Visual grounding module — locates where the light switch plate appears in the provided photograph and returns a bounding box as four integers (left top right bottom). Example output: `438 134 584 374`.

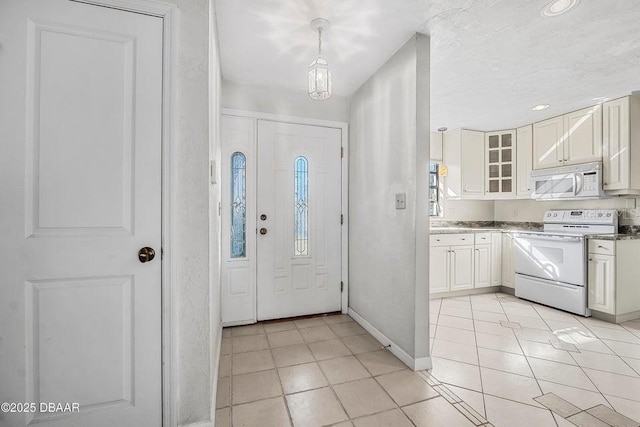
395 193 406 209
210 160 217 184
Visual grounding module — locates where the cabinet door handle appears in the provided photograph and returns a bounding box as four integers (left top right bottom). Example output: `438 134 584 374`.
597 245 607 249
589 258 593 261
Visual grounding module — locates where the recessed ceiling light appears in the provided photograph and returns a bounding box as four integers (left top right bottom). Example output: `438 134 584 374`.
542 0 579 17
532 104 550 111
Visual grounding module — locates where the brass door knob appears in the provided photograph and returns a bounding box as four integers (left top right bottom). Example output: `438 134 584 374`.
138 247 156 263
259 228 268 235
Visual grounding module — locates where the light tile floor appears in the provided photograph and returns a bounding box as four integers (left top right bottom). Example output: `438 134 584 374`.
216 313 483 427
216 293 640 426
430 292 640 427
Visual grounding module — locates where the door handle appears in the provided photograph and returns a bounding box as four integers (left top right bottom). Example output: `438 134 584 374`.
138 247 155 263
259 228 268 235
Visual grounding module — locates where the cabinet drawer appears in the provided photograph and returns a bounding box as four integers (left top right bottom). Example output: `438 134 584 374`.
431 233 475 247
475 233 492 244
589 239 615 256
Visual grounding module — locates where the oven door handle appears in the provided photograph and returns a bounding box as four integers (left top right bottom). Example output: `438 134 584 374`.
515 233 583 242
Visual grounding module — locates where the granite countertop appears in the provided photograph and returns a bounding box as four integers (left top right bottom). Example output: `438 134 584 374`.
586 234 640 241
430 227 503 235
430 221 640 240
430 221 543 235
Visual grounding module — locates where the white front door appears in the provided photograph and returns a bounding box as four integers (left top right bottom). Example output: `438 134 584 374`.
256 121 342 320
0 1 163 426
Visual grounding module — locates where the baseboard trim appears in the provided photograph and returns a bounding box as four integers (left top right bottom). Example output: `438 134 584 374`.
221 319 255 327
348 308 432 371
209 323 223 424
179 421 213 427
592 309 640 324
500 286 515 295
430 286 500 299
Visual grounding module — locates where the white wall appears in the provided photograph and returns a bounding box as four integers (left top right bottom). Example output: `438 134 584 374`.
208 0 223 425
349 34 430 363
495 197 640 224
168 0 218 425
221 79 350 122
440 200 495 221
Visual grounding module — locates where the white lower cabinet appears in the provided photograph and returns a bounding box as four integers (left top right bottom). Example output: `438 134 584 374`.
588 253 615 314
587 239 640 321
501 233 515 289
490 232 502 286
429 246 450 293
430 233 501 294
474 244 491 288
450 245 475 291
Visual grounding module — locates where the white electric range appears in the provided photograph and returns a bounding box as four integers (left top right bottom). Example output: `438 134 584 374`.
513 209 618 316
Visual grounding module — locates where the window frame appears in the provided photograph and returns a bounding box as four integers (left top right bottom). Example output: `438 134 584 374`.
429 162 440 217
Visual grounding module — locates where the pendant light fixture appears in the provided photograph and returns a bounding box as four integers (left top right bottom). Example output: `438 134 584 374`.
308 18 332 100
437 127 448 177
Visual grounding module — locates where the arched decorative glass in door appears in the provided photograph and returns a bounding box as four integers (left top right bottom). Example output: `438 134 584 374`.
230 152 247 258
294 156 309 256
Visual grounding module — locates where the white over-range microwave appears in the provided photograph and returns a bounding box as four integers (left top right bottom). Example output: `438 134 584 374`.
531 161 605 200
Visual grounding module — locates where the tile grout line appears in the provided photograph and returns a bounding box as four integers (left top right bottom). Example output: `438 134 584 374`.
230 314 478 425
592 326 640 380
433 293 640 426
513 301 560 426
542 309 621 412
267 324 296 427
473 293 489 421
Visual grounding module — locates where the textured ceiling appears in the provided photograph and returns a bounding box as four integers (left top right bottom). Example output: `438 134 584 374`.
215 0 640 131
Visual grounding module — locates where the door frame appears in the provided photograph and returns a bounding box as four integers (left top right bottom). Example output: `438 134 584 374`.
71 0 178 425
222 108 350 316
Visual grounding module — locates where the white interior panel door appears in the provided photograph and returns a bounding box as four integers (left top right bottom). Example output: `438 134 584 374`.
257 121 342 320
0 1 162 426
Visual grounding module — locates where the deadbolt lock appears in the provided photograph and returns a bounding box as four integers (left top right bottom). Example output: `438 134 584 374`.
259 228 268 235
260 214 267 221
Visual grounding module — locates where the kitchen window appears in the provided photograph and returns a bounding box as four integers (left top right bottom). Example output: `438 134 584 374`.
429 162 440 216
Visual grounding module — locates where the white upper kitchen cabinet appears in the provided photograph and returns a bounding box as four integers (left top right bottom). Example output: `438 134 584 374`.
485 130 516 199
443 128 485 199
533 116 564 169
516 125 533 198
430 131 443 162
563 105 602 165
533 105 603 170
602 95 640 194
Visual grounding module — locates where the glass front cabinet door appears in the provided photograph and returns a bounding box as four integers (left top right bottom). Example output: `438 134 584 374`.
486 130 517 199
